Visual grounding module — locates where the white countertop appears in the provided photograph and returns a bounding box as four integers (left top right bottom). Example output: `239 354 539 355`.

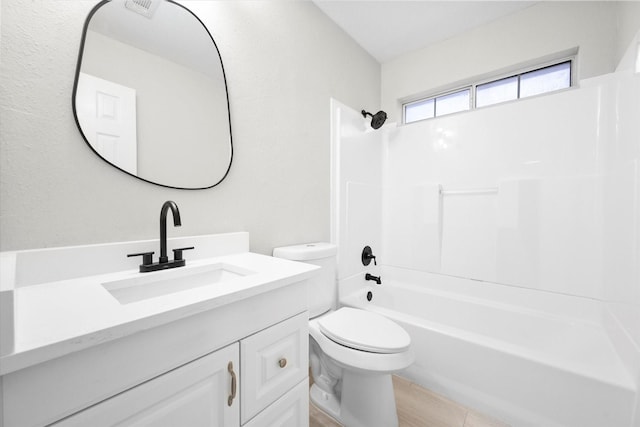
0 251 318 376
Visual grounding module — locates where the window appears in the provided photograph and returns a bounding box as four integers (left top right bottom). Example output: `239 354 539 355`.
403 59 572 124
436 90 470 116
476 76 518 108
404 88 470 124
519 61 571 98
404 98 434 122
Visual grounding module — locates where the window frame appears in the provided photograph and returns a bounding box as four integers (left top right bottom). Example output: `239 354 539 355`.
402 57 574 125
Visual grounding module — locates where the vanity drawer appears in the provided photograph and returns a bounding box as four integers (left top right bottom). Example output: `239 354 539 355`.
240 311 308 424
243 379 309 427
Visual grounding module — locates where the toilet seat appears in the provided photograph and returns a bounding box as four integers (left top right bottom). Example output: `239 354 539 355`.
309 314 414 373
318 307 410 354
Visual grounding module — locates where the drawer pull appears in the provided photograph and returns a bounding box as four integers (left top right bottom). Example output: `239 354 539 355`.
278 358 287 368
228 361 237 406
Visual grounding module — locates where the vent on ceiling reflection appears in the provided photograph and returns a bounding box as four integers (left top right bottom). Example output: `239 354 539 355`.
125 0 161 19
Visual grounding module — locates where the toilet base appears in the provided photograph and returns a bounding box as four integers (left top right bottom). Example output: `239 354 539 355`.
311 371 399 427
310 383 341 421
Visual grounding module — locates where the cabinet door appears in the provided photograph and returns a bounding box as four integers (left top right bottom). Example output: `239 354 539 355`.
243 380 309 427
54 343 239 427
241 312 308 423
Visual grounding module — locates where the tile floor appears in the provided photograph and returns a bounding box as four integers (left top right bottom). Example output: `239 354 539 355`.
309 376 510 427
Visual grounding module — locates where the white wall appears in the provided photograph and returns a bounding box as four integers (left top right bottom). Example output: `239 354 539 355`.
0 0 380 254
617 1 640 64
382 1 623 123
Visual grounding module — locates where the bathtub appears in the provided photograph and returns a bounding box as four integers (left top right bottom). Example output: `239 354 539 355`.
340 267 637 427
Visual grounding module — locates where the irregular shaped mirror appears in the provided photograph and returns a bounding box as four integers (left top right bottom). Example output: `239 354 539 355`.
73 0 232 189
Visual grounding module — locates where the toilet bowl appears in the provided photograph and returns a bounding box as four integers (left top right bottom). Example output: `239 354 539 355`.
309 307 414 427
273 243 413 427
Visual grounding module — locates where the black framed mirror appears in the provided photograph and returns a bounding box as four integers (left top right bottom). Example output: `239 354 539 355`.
73 0 232 189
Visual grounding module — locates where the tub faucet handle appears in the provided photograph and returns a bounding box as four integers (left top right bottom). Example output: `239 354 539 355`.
361 246 377 266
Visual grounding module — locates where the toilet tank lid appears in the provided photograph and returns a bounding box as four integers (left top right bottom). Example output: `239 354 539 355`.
272 242 337 261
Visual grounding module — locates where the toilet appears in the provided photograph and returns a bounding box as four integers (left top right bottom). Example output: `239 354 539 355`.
273 243 414 427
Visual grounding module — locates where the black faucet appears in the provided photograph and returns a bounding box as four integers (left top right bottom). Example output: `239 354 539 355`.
160 201 180 263
128 201 194 273
365 273 382 285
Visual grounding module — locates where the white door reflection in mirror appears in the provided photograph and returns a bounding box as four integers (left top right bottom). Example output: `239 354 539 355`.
76 72 138 175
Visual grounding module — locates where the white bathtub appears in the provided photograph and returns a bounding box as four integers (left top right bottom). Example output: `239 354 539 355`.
340 268 637 427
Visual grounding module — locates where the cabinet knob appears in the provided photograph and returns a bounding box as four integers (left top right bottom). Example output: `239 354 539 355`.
278 358 287 368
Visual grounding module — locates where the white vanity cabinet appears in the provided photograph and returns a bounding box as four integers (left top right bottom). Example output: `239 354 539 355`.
1 278 310 427
50 312 309 427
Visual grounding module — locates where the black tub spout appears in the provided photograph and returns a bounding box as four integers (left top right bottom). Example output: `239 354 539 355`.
365 273 382 285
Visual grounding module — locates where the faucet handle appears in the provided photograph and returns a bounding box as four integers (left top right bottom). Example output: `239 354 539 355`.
361 246 377 266
128 251 154 266
172 246 195 261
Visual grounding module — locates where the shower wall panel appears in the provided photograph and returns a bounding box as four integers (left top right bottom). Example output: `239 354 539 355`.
382 73 634 302
330 100 383 285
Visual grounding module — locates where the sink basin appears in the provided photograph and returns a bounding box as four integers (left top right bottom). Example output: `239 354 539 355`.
102 263 254 304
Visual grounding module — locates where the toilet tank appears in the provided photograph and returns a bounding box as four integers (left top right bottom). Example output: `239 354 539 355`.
272 243 337 318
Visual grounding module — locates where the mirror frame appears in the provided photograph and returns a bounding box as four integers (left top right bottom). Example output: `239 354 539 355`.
72 0 233 190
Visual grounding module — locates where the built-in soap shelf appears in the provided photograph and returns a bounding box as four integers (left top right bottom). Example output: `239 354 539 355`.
439 187 498 196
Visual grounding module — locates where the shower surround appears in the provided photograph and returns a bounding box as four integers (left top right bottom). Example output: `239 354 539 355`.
331 69 640 426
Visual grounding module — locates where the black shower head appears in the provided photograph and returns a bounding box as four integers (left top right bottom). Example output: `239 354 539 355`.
361 109 387 130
